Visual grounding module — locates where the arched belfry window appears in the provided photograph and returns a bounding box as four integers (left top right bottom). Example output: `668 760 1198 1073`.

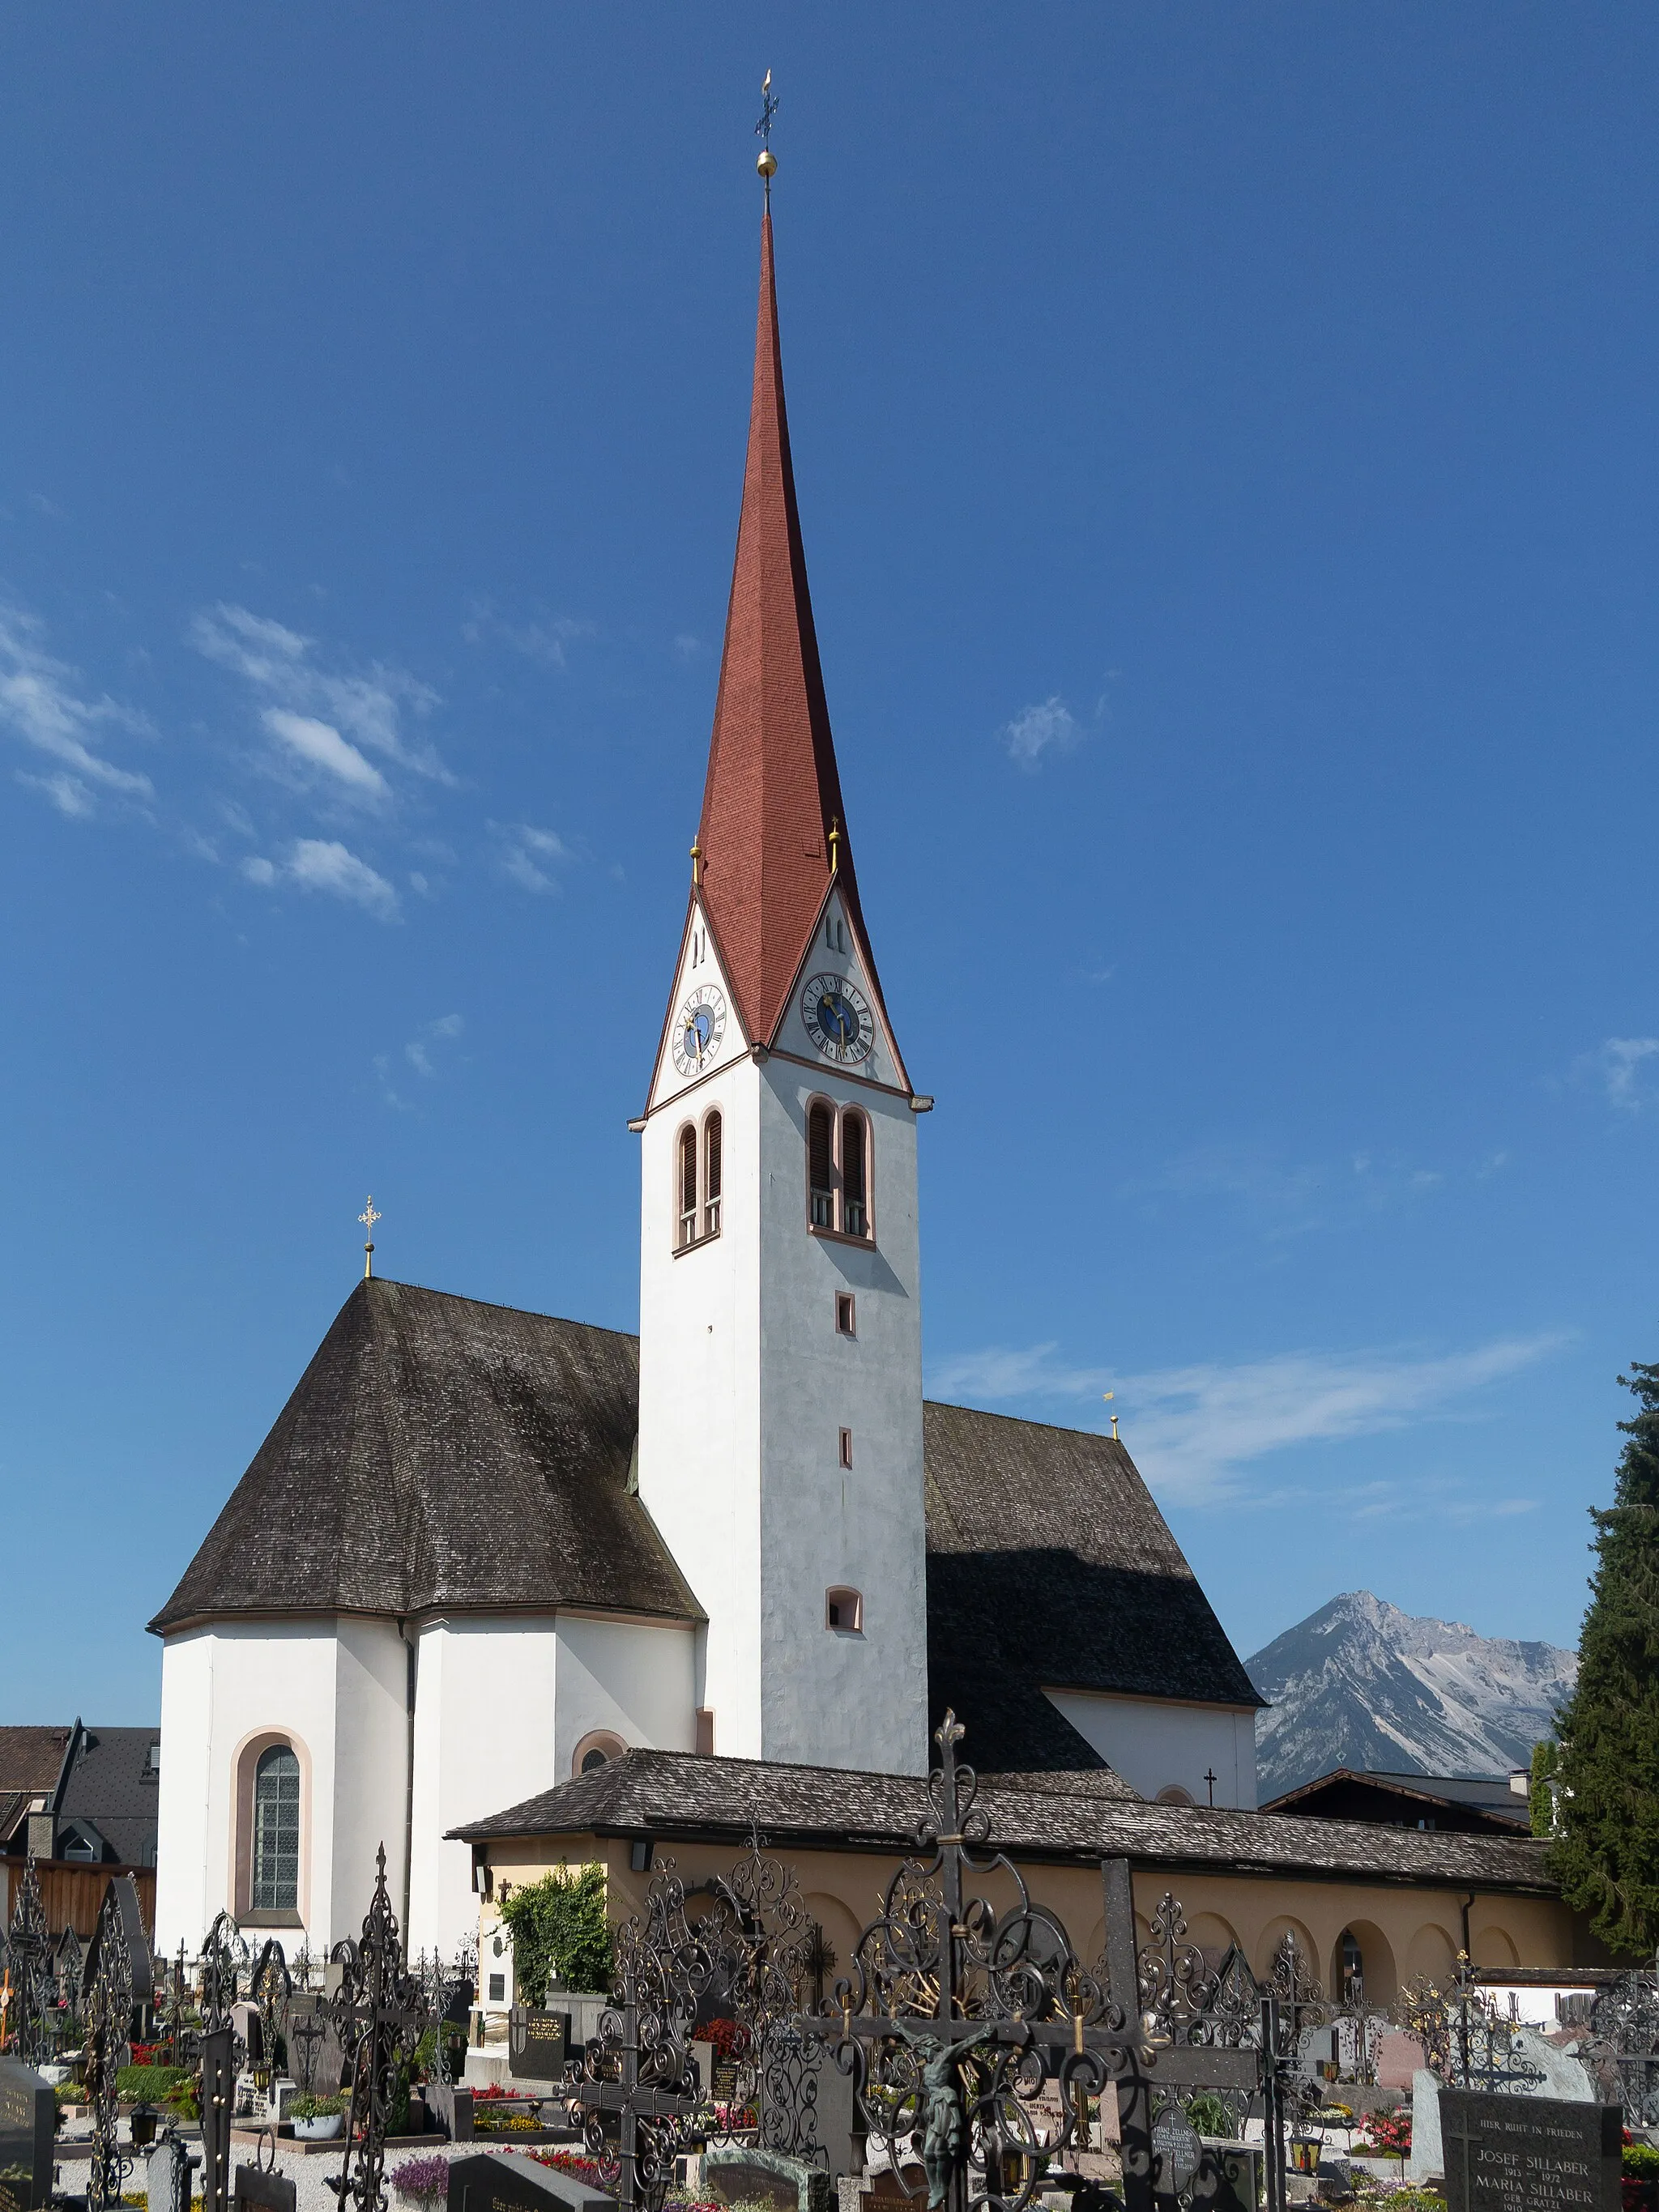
808 1103 834 1229
704 1111 723 1238
676 1116 723 1252
841 1111 868 1238
805 1102 873 1241
250 1745 300 1912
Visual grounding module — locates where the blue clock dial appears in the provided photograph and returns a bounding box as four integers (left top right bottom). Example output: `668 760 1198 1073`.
801 971 874 1064
672 984 727 1076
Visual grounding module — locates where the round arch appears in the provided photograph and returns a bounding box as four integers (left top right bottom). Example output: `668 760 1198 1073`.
1253 1914 1318 1986
1471 1924 1520 1971
571 1729 628 1778
1331 1920 1397 2006
1406 1922 1458 1985
229 1725 313 1928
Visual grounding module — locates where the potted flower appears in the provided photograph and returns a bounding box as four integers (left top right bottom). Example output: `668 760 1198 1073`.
292 2092 347 2142
1624 2133 1659 2210
390 2154 451 2209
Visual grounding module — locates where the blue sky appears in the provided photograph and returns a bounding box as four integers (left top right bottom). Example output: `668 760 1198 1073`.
3 6 1656 1722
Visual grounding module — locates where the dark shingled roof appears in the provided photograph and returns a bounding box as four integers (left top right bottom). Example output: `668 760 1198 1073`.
447 1747 1557 1895
923 1402 1263 1771
149 1285 1256 1765
149 1281 702 1633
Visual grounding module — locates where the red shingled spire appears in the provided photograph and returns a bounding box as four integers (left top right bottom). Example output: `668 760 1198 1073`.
696 208 868 1046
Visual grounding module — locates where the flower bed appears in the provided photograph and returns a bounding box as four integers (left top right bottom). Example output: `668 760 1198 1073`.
390 2154 452 2205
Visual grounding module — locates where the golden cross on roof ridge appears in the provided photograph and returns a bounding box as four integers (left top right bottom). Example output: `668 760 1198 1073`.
359 1196 382 1280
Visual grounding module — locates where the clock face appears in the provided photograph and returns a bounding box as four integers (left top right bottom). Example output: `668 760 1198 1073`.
802 973 874 1064
672 983 727 1076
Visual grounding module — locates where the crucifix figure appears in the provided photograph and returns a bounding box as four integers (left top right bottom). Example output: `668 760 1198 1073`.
892 2024 989 2212
358 1197 381 1280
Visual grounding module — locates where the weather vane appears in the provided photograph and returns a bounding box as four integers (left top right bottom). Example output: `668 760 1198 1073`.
755 68 778 186
359 1196 382 1280
1102 1390 1118 1441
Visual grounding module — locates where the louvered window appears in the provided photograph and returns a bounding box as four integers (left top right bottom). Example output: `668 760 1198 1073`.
841 1111 868 1238
251 1745 300 1912
704 1112 723 1238
678 1125 698 1248
808 1102 834 1229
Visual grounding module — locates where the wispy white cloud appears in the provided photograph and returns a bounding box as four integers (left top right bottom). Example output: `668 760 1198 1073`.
241 837 399 921
493 821 570 894
1000 695 1080 771
406 1012 463 1077
192 603 448 785
262 708 388 800
1582 1036 1659 1113
926 1332 1567 1506
0 608 153 810
1128 1143 1454 1242
463 600 594 668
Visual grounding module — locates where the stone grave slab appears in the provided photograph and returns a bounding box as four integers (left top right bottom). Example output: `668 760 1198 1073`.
447 2150 614 2212
0 2060 53 2212
1375 2031 1424 2092
233 2163 299 2212
1439 2087 1621 2211
1151 2103 1202 2199
757 2034 859 2181
510 2011 570 2082
147 2137 196 2212
703 2146 830 2212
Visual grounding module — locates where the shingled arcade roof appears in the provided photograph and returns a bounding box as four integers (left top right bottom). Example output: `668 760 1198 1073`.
149 1280 702 1634
923 1401 1264 1771
448 1745 1558 1896
149 1282 1258 1764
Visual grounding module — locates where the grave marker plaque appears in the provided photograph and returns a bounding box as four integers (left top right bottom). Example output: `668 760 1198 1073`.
0 2059 53 2212
508 2009 569 2082
232 2164 298 2212
446 2149 612 2212
1439 2087 1621 2212
1151 2102 1201 2200
702 2146 829 2212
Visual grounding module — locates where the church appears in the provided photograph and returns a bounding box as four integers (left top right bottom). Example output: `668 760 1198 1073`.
149 201 1266 1970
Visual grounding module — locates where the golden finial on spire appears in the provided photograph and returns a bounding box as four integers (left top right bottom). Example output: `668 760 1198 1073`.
359 1196 382 1280
755 69 778 184
827 817 841 875
1103 1391 1118 1441
690 838 703 889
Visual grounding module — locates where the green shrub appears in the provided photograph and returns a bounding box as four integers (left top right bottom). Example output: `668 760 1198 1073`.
116 2065 193 2106
1626 2140 1659 2177
498 1863 613 2000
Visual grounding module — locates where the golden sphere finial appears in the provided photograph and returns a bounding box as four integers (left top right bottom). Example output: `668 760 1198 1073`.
757 147 777 180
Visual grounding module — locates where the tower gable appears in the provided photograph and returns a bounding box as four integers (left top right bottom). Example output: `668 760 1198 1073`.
645 897 748 1118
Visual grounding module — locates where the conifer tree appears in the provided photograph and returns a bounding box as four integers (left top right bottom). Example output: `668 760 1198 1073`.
1550 1360 1659 1954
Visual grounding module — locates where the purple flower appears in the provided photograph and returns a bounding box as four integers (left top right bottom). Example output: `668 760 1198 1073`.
390 2154 451 2203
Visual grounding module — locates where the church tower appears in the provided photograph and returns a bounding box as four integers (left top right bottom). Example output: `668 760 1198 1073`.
635 204 929 1776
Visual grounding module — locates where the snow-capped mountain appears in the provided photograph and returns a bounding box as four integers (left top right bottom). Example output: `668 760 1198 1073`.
1247 1590 1577 1801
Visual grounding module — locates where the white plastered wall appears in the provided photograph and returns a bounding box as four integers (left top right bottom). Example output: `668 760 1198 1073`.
407 1613 697 1960
1043 1689 1259 1809
154 1616 410 1957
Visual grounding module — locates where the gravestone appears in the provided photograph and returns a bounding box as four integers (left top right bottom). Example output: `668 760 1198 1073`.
1438 2087 1621 2211
232 2164 299 2212
702 2146 830 2212
0 2059 53 2212
1194 2142 1262 2211
147 2135 196 2212
508 2009 569 2082
1151 2103 1201 2201
446 2149 613 2212
428 2082 476 2140
758 2032 860 2182
1376 2031 1425 2092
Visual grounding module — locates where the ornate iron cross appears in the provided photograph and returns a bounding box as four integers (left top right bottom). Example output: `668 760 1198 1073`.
5 1856 51 2065
326 1845 430 2212
83 1875 156 2212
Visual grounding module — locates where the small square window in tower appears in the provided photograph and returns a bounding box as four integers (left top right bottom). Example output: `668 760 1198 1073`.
825 1586 864 1633
838 1426 853 1469
836 1293 856 1336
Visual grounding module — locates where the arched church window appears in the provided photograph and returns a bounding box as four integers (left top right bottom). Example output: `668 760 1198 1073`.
704 1111 723 1237
1338 1927 1363 1996
677 1124 697 1249
572 1729 627 1778
841 1110 869 1238
808 1103 834 1229
250 1745 300 1912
